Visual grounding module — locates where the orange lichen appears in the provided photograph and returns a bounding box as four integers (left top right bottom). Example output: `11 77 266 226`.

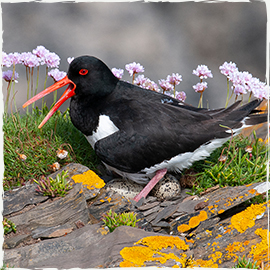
230 203 266 233
72 170 105 190
225 242 245 262
218 209 225 214
120 236 190 267
249 228 270 266
194 258 218 268
188 211 208 228
120 246 163 267
177 224 191 233
135 236 189 251
249 188 256 194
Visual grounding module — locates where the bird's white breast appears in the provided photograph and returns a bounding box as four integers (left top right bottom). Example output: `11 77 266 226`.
85 115 119 148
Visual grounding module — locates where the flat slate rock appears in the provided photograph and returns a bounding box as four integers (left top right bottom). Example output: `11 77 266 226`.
170 181 269 235
7 183 90 232
3 183 49 216
4 225 186 269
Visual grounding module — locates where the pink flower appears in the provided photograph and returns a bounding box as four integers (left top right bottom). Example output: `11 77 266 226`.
233 84 247 96
2 70 19 83
20 52 40 68
219 61 238 77
2 52 11 67
175 91 187 102
67 57 74 64
32 45 49 64
193 82 208 93
45 52 60 68
48 69 67 82
2 52 22 67
134 75 159 92
111 68 124 79
158 79 174 92
193 65 213 79
166 73 182 86
125 62 144 76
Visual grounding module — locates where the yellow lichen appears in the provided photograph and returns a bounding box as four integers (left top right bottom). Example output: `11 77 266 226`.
225 242 245 262
230 203 266 233
218 209 225 214
72 170 105 190
135 235 189 251
120 246 161 267
194 258 218 268
249 228 270 266
188 211 208 229
177 224 191 233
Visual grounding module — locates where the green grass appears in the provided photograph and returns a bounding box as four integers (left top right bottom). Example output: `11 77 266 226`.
3 106 100 190
187 132 268 195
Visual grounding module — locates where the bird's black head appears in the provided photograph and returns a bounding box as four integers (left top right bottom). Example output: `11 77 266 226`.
23 56 119 128
67 56 119 98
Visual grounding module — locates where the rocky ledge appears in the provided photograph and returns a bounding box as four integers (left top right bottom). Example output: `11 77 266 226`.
3 163 270 269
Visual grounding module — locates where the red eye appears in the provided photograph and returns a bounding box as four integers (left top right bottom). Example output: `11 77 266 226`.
79 69 88 75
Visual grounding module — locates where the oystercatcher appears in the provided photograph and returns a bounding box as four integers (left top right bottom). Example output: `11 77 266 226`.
23 56 267 202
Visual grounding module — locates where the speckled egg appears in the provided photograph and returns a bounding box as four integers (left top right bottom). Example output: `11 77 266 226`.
105 178 143 199
151 174 181 200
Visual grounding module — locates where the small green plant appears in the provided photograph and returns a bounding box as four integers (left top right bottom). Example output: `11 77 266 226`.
34 170 72 197
102 209 140 232
3 218 16 235
234 255 258 269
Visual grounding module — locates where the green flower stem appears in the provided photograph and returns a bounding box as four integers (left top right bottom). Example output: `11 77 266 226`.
225 77 230 108
31 67 35 110
42 66 49 109
5 63 16 113
198 92 203 108
26 66 30 114
53 79 57 103
5 81 11 113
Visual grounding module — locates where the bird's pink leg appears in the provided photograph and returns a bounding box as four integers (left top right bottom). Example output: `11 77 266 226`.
133 168 167 202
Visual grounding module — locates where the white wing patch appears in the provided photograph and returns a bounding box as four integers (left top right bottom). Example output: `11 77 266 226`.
85 115 119 148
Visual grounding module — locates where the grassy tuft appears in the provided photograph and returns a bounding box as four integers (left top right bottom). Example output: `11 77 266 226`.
4 106 100 190
187 132 267 195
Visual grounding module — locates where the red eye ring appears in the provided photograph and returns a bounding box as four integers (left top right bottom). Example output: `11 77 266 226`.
79 69 88 75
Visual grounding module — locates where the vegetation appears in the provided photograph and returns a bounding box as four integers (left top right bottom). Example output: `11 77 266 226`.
102 210 140 232
234 255 258 269
3 218 16 235
34 170 72 197
187 131 267 195
3 106 100 191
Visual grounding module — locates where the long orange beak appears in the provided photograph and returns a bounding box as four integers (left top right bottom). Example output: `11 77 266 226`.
23 75 76 128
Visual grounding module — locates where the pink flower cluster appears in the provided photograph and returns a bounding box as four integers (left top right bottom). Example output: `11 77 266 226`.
134 75 159 92
219 61 268 99
125 62 144 76
113 61 186 102
48 69 67 82
193 65 213 79
193 82 208 93
192 64 212 93
2 46 70 84
2 70 19 83
111 68 124 79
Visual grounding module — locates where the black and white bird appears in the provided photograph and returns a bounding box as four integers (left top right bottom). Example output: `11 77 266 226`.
23 56 267 201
